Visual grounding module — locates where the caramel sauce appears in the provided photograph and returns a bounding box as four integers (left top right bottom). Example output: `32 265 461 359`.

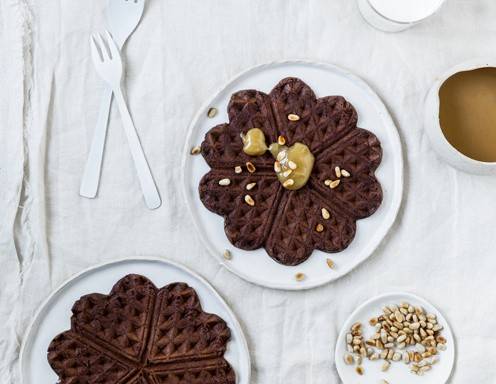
241 128 267 156
241 128 315 190
269 142 315 190
439 68 496 162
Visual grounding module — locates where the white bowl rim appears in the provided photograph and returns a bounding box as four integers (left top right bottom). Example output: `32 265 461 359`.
367 0 447 25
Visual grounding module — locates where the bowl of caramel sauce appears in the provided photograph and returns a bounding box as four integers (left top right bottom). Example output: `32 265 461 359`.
425 60 496 175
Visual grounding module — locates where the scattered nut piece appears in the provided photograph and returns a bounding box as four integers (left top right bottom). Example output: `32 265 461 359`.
395 311 405 323
295 273 306 281
246 182 257 191
343 354 354 365
218 178 231 186
324 179 332 186
207 107 218 118
244 195 255 206
277 151 286 162
351 322 361 332
288 113 300 121
355 366 364 376
329 179 341 189
420 365 432 374
321 208 330 220
274 161 282 173
436 336 447 344
246 162 256 173
369 317 379 326
315 224 324 233
282 169 293 178
283 179 295 188
335 166 341 178
341 169 351 177
223 250 232 260
410 322 421 330
381 361 390 372
235 166 242 174
346 333 353 344
190 145 201 155
278 136 286 145
288 160 297 170
326 258 335 269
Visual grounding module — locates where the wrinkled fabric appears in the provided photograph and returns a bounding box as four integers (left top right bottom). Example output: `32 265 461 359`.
2 1 496 383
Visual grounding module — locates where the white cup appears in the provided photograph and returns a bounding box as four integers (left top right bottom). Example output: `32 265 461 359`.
357 0 446 32
424 59 496 175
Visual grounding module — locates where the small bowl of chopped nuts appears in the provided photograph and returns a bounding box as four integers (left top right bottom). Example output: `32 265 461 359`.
335 292 455 384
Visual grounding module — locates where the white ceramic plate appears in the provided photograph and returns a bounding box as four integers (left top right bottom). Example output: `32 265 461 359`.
20 257 251 384
183 60 403 290
335 292 455 384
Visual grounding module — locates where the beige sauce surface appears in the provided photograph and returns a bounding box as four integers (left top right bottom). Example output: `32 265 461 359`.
439 68 496 162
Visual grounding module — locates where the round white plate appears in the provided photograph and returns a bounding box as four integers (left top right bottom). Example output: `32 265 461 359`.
183 60 403 290
335 292 455 384
20 257 251 384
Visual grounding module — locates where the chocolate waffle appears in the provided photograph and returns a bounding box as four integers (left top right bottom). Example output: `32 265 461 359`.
47 274 235 384
199 77 383 266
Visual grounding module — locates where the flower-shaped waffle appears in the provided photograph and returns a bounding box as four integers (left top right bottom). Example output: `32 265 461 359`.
199 77 383 266
47 274 235 384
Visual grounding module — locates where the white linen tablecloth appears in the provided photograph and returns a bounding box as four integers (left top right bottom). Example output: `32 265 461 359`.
2 0 496 383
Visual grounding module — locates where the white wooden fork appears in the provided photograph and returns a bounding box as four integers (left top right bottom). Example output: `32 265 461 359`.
90 31 161 210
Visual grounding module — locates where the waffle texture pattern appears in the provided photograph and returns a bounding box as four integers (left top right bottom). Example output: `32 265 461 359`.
47 274 235 384
199 77 383 266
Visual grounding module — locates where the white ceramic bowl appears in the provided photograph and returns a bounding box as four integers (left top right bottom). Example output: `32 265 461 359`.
335 292 455 384
357 0 446 33
424 59 496 175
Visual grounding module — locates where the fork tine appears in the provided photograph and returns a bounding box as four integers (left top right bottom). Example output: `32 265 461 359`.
94 33 109 61
104 30 120 60
90 34 103 63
